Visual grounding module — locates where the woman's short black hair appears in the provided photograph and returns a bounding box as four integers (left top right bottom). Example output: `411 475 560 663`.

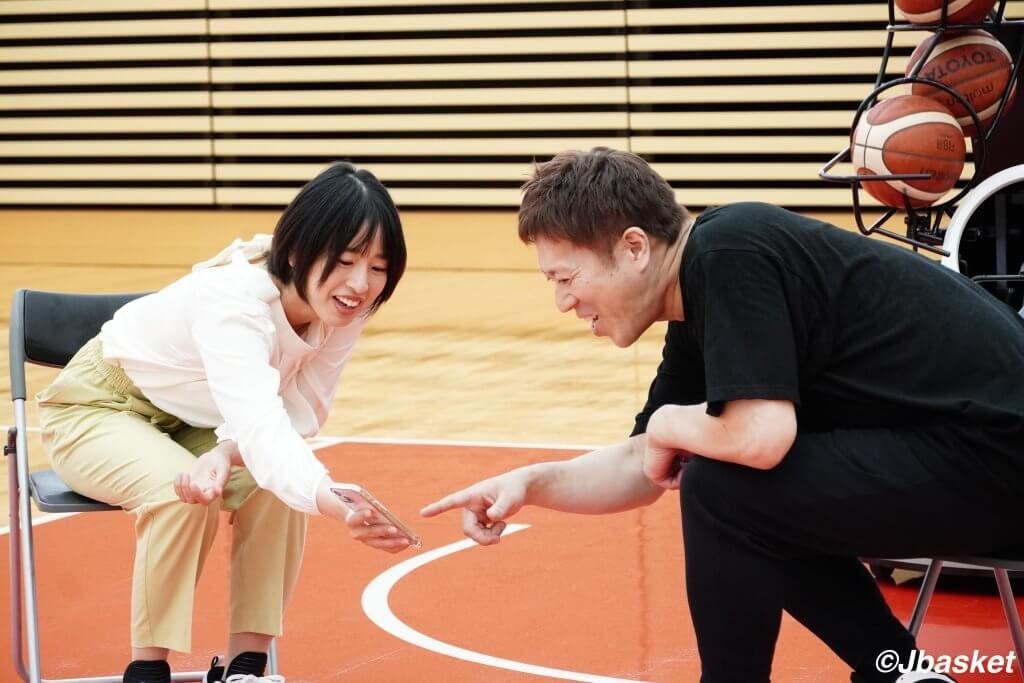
268 161 406 314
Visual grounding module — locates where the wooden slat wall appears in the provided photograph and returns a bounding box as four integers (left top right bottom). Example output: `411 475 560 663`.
206 0 628 207
1 0 1019 210
0 1 215 205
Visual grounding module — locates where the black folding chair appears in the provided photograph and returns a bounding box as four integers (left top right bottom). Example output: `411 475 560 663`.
7 289 279 683
905 554 1024 680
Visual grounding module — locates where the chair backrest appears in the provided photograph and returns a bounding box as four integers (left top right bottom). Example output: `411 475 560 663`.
9 289 148 400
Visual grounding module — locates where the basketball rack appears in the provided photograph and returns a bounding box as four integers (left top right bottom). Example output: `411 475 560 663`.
818 0 1024 256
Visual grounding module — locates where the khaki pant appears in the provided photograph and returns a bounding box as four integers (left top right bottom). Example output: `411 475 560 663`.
37 338 308 652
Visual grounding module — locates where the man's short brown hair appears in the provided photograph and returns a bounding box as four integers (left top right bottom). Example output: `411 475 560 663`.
518 147 687 256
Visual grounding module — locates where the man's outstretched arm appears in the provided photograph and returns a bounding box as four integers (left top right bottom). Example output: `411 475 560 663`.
421 434 665 545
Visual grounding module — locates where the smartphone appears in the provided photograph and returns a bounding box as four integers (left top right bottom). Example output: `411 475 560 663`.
331 483 422 549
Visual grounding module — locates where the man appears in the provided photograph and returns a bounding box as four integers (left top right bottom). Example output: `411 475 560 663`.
421 147 1024 683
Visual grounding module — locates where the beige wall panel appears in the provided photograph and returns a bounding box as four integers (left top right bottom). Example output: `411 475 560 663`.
211 36 625 59
631 83 874 104
0 43 207 63
1 19 207 40
214 162 352 180
0 208 532 271
0 208 880 271
631 56 904 78
0 164 214 180
627 5 888 26
2 92 209 110
213 112 629 132
0 116 211 134
213 137 628 156
629 111 855 129
216 186 861 208
213 86 628 106
651 162 846 181
215 161 531 181
0 1 203 13
393 187 525 207
631 135 849 154
212 61 628 83
216 186 522 206
630 1 1015 27
0 67 210 87
212 0 599 7
0 208 272 266
218 162 950 184
0 140 211 156
628 30 919 51
209 10 626 35
675 188 860 207
0 188 214 204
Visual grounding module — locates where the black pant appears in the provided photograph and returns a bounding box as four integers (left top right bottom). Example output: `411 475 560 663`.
679 425 1024 683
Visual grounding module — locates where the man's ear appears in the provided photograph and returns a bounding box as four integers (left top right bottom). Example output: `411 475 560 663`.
620 226 651 267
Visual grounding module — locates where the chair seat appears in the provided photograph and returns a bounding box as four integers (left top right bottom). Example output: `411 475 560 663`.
945 552 1024 571
867 555 1024 577
29 469 119 513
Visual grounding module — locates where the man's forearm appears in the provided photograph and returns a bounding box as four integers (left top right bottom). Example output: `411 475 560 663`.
649 400 796 470
522 436 665 514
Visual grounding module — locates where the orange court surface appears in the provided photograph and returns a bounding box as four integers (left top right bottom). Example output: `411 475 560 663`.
2 439 1022 683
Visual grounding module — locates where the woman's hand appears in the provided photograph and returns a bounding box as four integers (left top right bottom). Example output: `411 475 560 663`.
315 477 413 554
174 441 234 505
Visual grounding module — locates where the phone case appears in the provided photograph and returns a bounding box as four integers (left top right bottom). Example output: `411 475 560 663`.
331 483 423 548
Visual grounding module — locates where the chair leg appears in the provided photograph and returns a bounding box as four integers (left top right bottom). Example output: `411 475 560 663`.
992 568 1024 682
6 418 211 683
8 427 29 683
268 639 279 676
12 401 43 683
907 558 944 637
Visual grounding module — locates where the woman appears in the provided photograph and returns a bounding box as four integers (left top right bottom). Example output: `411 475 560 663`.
37 162 411 683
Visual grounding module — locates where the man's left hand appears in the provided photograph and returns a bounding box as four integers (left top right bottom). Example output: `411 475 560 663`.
643 405 691 489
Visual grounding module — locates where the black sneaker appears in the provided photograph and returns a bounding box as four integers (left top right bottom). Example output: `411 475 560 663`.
204 653 282 683
203 656 225 683
122 659 171 683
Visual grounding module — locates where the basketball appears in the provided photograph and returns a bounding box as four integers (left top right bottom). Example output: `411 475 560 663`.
851 94 966 208
895 0 997 24
907 29 1016 135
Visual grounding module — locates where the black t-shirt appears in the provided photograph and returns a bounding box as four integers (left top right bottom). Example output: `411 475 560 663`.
632 202 1024 456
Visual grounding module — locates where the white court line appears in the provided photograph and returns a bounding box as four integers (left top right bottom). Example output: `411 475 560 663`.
322 434 599 452
1 425 41 433
361 523 651 683
3 427 596 453
0 512 80 536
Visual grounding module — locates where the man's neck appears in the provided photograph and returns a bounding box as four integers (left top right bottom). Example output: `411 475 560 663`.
658 217 694 322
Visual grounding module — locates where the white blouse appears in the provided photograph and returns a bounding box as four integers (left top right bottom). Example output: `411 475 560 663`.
100 243 362 514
